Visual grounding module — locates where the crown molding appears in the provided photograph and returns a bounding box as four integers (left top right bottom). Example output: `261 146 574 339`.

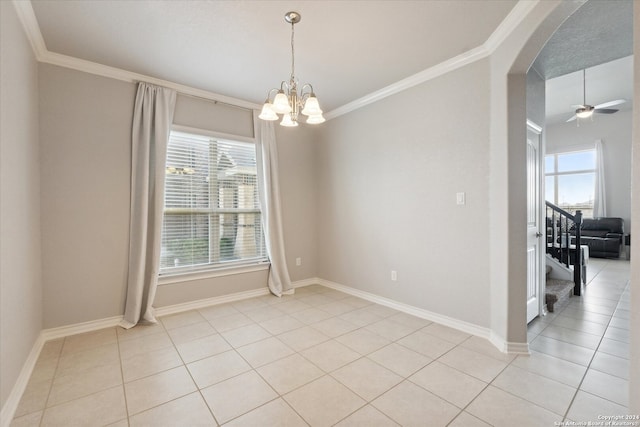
13 0 539 121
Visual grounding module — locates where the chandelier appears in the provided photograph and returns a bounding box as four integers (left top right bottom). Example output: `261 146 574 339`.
259 11 325 127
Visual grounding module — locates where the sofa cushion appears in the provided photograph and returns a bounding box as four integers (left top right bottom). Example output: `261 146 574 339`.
581 217 624 234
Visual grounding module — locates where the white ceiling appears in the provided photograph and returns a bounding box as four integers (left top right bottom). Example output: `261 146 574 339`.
25 0 634 122
30 0 518 113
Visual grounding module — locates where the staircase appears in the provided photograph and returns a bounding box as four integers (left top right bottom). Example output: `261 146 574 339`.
544 202 585 312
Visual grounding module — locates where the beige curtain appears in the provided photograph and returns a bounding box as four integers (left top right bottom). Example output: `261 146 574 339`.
121 83 176 328
593 139 606 218
257 120 293 296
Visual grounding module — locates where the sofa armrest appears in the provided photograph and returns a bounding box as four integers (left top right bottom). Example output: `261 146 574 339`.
605 233 623 241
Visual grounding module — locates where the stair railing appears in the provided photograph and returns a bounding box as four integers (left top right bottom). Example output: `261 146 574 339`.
545 201 583 296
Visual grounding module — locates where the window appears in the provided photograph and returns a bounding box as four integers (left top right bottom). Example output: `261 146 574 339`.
545 149 596 218
160 131 267 275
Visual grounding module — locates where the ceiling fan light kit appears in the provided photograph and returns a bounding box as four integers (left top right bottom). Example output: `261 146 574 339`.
567 69 626 124
259 11 325 127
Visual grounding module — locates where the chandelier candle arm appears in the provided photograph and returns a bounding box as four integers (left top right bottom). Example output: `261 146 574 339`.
259 11 325 126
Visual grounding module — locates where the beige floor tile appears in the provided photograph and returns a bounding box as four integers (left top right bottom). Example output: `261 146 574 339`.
128 392 216 426
260 314 306 335
278 326 330 351
297 293 335 307
201 370 278 424
220 323 271 348
448 411 492 427
492 365 576 416
339 308 383 327
116 323 165 342
160 310 206 330
56 342 120 377
206 312 254 333
175 332 232 364
224 398 307 427
284 376 365 427
559 307 611 325
371 380 459 427
256 353 324 394
121 345 183 382
597 337 629 359
28 356 58 385
10 410 43 427
236 336 294 368
580 369 628 406
198 303 240 321
166 320 216 345
335 329 391 355
244 305 286 322
301 340 361 372
316 289 350 300
566 390 628 423
41 386 127 427
396 329 457 359
386 312 431 330
318 301 359 316
540 324 602 349
409 361 487 408
124 366 197 415
14 378 51 418
276 299 313 315
368 343 432 377
231 297 268 313
61 328 117 355
529 335 595 366
421 323 471 344
187 350 251 389
48 362 122 407
438 347 508 383
590 351 629 379
604 325 630 343
341 297 373 309
362 304 400 318
466 386 561 427
311 317 360 338
552 315 608 336
332 358 403 401
459 336 516 363
364 318 415 341
334 404 400 426
289 307 334 325
118 331 174 359
511 350 587 388
608 316 629 330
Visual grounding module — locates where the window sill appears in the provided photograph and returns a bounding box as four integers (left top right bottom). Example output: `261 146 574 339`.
158 262 270 286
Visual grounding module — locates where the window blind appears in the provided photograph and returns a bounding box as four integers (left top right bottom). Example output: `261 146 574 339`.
160 131 267 274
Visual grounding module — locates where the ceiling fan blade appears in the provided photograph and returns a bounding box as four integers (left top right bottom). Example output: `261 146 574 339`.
594 99 626 109
566 115 577 122
594 108 618 114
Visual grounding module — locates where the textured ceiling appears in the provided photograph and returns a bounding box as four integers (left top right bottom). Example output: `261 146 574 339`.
30 0 518 113
534 0 634 125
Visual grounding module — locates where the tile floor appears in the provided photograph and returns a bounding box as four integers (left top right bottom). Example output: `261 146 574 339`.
11 258 631 426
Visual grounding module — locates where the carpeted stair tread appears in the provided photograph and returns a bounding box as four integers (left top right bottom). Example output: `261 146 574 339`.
545 279 573 312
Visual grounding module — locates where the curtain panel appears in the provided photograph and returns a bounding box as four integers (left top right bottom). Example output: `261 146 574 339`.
257 120 293 297
121 83 177 328
594 139 607 218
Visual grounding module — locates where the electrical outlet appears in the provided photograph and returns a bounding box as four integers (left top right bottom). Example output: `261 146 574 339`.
391 270 397 281
296 257 302 266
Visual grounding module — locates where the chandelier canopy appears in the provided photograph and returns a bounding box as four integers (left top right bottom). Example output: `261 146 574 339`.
259 11 325 127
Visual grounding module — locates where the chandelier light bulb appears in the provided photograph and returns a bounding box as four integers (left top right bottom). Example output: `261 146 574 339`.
259 102 279 121
301 94 322 116
280 113 298 127
306 114 325 124
272 91 292 114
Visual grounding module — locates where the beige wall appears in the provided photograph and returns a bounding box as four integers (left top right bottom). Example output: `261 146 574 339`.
316 59 492 327
0 1 43 409
37 64 318 327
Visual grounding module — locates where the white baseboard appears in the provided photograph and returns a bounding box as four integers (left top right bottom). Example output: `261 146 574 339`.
154 287 270 317
489 331 530 355
0 333 46 427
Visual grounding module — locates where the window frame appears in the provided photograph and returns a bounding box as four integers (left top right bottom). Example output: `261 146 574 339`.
545 148 597 217
158 125 269 284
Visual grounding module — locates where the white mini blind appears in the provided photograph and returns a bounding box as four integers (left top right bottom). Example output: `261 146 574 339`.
160 131 267 274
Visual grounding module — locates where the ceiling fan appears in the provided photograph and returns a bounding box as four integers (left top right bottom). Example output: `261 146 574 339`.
566 69 626 122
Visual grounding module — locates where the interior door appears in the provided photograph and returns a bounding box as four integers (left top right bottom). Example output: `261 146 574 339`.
526 121 543 323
